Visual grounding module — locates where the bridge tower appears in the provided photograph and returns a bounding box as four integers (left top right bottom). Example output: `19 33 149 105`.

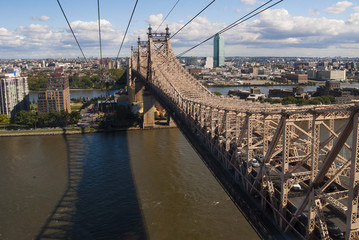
127 26 176 128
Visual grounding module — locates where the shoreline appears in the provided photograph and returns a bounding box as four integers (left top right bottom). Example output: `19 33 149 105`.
0 125 177 137
207 83 316 88
29 88 118 93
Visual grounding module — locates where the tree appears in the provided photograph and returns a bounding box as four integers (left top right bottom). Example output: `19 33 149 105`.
70 111 81 124
0 114 10 129
13 111 38 128
27 73 48 91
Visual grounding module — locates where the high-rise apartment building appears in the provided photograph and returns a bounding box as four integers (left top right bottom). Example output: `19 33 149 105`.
37 68 71 113
213 34 225 68
0 69 29 117
204 57 213 69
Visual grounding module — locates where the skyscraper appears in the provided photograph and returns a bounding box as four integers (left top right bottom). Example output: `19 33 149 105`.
213 34 224 68
0 69 29 117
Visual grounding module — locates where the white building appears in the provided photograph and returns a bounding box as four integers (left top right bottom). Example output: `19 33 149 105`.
307 69 346 81
204 57 213 69
0 69 29 117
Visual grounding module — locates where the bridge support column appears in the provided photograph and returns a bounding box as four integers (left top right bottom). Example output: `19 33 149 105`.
143 90 155 128
134 78 144 102
127 58 135 105
167 114 176 127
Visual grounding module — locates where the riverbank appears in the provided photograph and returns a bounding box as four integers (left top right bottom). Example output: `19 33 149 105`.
0 124 177 137
29 88 119 93
206 83 316 88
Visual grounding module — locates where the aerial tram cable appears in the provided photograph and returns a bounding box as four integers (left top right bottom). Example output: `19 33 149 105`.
177 0 283 57
98 0 103 65
217 0 274 35
56 0 88 62
170 0 217 40
115 0 139 61
155 0 180 33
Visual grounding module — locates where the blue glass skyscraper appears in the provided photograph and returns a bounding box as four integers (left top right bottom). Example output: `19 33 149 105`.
213 34 224 68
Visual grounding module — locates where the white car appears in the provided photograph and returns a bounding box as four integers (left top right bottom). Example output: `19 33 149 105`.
290 179 302 191
251 158 261 168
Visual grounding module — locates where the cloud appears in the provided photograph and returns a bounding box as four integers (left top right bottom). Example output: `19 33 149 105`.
347 13 359 25
145 14 164 28
0 19 127 58
353 6 359 12
31 16 51 22
240 0 256 5
236 9 241 13
2 9 359 58
157 8 359 57
326 1 353 14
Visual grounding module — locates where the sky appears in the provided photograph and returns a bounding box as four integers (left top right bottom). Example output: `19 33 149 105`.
0 0 359 59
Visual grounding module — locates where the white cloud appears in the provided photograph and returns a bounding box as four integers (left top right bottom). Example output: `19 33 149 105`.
326 1 353 14
353 6 359 12
347 13 359 25
240 0 256 5
145 14 164 28
40 16 50 21
2 9 359 58
158 8 359 57
68 19 123 44
0 19 127 58
31 16 51 22
236 9 241 13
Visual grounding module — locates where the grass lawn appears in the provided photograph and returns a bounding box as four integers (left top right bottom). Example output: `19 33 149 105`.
70 103 83 111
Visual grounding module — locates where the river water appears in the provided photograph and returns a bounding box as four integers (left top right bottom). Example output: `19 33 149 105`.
0 129 259 240
28 83 359 103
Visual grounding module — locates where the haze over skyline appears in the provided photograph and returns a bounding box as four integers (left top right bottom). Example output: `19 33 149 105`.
1 0 359 59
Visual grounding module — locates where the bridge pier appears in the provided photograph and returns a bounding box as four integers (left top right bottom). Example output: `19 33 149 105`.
167 113 176 127
142 90 155 128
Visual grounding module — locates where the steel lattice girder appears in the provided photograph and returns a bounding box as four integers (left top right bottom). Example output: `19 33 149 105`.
129 29 359 240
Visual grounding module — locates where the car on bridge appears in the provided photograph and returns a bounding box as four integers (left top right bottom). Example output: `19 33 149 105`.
290 179 302 191
251 158 261 168
326 220 343 238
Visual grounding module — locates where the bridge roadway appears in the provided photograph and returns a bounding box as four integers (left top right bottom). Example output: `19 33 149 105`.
128 27 359 240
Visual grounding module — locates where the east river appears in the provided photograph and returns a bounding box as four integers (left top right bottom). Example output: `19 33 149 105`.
0 129 259 240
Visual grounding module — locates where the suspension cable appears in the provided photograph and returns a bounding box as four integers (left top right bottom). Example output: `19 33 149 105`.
217 0 273 35
177 0 283 57
116 0 139 61
56 0 87 61
170 0 217 39
155 0 180 33
97 0 103 64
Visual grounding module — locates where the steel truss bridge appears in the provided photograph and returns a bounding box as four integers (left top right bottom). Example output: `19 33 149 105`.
128 27 359 239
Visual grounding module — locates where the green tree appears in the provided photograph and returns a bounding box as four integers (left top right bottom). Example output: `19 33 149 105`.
13 111 38 128
0 114 10 129
27 73 48 91
70 111 81 124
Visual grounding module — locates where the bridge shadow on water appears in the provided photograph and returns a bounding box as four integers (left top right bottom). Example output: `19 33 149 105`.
36 132 147 240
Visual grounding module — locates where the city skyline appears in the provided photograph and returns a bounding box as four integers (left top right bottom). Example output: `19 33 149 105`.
1 0 359 59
